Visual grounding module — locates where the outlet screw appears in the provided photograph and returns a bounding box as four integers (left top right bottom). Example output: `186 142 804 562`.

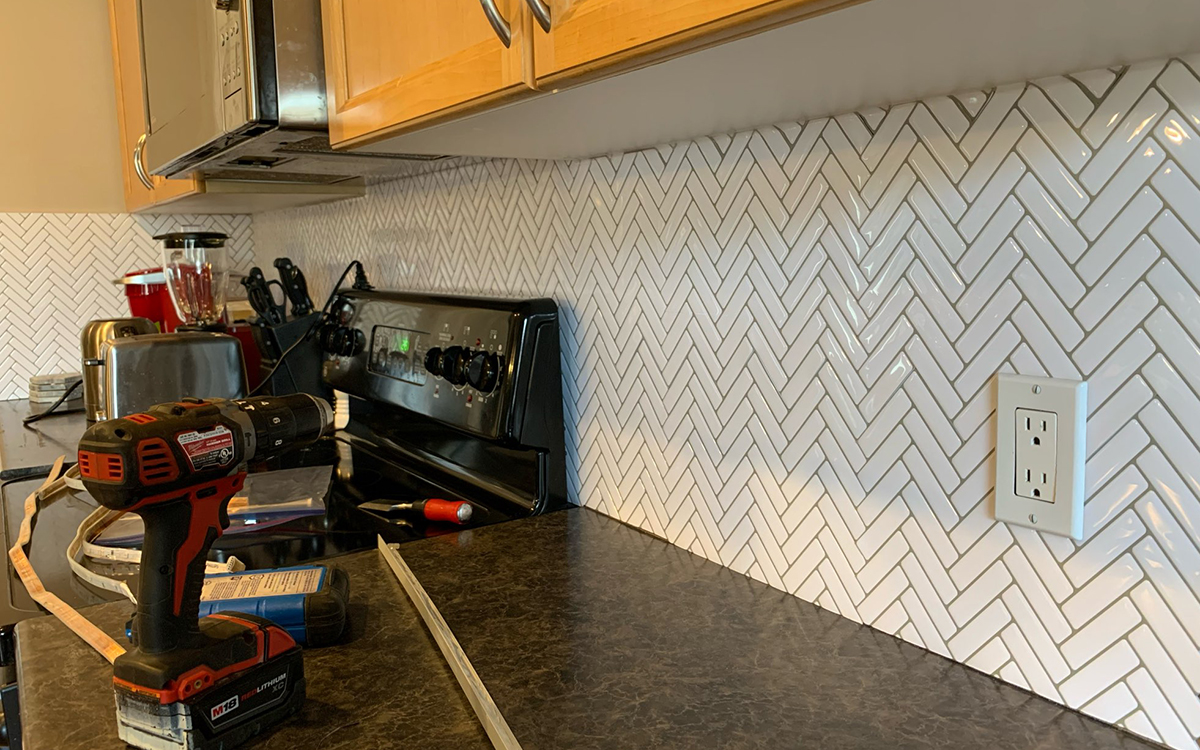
1029 514 1038 524
1032 385 1041 394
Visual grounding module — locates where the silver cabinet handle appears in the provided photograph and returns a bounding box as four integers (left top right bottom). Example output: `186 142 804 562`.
133 134 154 191
525 0 551 32
479 0 512 48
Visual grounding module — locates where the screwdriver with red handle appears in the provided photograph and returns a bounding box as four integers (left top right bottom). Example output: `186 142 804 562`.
359 498 473 524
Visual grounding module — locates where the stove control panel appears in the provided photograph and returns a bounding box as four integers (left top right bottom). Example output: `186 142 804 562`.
367 325 429 385
321 290 559 441
422 346 501 392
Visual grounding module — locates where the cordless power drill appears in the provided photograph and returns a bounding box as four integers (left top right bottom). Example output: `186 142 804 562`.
78 394 333 750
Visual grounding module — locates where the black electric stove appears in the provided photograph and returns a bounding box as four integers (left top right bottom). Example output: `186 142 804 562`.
1 289 568 628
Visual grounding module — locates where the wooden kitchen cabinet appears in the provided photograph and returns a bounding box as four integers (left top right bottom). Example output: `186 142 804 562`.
323 0 863 153
107 0 202 212
529 0 858 86
321 0 536 147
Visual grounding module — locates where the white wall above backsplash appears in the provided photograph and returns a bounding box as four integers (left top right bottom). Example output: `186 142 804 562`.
0 214 253 400
254 56 1200 750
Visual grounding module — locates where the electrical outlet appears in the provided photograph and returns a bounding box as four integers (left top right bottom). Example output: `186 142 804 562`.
994 374 1086 540
1014 408 1056 501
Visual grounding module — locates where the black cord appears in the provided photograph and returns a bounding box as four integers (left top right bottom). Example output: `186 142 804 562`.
23 379 83 426
352 262 373 291
250 260 364 397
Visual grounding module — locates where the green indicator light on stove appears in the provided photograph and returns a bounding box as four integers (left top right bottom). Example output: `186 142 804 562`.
399 338 410 353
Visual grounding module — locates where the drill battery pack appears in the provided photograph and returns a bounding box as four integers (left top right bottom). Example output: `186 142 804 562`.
199 564 350 647
114 614 306 750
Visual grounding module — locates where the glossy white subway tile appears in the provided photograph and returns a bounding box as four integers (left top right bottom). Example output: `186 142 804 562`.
1129 581 1200 692
1062 511 1146 588
1015 131 1090 219
1001 622 1062 701
1076 187 1161 284
0 215 253 400
1060 597 1141 669
1080 61 1167 148
1019 86 1093 174
1129 625 1200 734
1128 667 1196 750
1082 682 1139 725
1059 641 1138 707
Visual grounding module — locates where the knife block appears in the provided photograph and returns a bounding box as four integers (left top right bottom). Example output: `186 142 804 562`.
251 313 331 400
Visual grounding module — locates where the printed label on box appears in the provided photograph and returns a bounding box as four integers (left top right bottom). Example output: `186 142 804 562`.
202 567 323 601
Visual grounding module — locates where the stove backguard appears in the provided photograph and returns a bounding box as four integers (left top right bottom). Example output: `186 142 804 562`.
321 290 567 514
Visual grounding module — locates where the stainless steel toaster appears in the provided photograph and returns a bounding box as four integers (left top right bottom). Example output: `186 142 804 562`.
103 332 248 420
81 317 159 421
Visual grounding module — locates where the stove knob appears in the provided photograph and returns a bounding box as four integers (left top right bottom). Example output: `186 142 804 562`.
439 346 459 374
454 348 474 386
424 347 444 376
442 346 467 385
467 352 500 392
330 327 363 357
317 322 338 353
328 327 347 355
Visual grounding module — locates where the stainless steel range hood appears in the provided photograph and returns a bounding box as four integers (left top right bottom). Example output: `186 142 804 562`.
139 0 443 184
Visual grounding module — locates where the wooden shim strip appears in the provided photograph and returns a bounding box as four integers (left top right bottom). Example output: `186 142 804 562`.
7 456 127 664
377 536 522 750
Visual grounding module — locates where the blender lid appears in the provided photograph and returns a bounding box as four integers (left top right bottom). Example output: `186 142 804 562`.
154 231 228 248
117 267 167 285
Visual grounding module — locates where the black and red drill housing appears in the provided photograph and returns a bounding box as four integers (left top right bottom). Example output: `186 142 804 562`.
77 395 330 748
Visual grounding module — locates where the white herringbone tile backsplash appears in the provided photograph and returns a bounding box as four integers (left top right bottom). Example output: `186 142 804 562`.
0 214 253 400
255 56 1200 748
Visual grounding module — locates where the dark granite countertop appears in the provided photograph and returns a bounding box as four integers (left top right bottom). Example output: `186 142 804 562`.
0 399 87 479
16 508 1158 749
17 549 491 750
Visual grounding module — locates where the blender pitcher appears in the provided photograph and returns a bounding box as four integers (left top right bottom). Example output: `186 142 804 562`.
158 231 230 330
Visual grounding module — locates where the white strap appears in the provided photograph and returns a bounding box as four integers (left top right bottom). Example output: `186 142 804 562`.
9 459 249 664
67 504 136 603
79 518 246 576
7 457 126 664
61 470 248 605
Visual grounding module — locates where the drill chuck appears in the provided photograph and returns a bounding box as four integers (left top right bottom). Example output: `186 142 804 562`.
235 393 334 464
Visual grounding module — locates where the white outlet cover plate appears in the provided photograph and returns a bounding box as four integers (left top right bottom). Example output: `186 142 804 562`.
994 374 1087 540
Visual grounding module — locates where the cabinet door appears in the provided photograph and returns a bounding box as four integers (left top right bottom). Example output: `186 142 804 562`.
322 0 535 147
108 0 156 211
531 0 851 86
107 0 200 212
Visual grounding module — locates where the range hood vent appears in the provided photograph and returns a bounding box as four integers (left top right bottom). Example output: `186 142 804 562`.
181 129 452 184
277 136 445 161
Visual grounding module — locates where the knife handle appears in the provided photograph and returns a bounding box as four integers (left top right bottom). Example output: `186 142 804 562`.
242 267 286 326
274 258 314 317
